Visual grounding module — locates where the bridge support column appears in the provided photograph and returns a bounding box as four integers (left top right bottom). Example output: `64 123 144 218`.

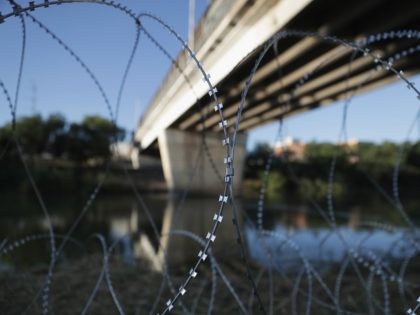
158 128 247 195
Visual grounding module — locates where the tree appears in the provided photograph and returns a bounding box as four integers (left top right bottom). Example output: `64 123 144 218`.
44 113 67 157
0 122 15 161
0 113 67 158
406 141 420 170
65 115 125 164
304 142 347 164
245 143 272 178
15 114 44 155
0 113 125 164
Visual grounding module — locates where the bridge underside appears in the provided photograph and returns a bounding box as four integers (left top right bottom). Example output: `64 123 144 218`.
134 0 420 195
171 0 420 133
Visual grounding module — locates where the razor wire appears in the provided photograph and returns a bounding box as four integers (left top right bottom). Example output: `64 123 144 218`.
0 1 419 315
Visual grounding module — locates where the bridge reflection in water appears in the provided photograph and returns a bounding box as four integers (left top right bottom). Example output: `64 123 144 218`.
109 196 239 271
1 193 415 272
107 196 417 272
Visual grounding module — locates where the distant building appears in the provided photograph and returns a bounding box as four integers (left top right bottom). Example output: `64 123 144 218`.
274 137 360 163
274 137 306 161
340 138 359 150
340 138 359 164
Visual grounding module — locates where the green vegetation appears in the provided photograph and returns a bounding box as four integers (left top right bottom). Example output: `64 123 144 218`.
0 113 124 163
244 141 420 207
0 113 125 193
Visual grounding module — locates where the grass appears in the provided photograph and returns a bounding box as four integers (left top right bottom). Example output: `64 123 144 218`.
1 253 419 314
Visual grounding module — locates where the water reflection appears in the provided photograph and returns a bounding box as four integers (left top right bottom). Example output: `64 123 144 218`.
110 196 238 269
246 224 418 271
0 193 418 272
244 207 419 272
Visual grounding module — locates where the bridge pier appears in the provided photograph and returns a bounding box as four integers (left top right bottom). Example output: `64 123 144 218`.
157 128 247 195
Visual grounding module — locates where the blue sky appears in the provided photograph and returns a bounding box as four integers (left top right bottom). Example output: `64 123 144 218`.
0 1 419 151
0 1 207 129
248 77 420 149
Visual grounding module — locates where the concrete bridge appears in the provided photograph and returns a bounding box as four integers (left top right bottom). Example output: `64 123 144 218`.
132 0 420 194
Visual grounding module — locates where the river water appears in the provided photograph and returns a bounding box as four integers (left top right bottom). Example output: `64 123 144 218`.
1 192 419 272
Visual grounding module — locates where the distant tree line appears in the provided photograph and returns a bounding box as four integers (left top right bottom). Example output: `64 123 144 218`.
245 141 420 204
0 113 125 164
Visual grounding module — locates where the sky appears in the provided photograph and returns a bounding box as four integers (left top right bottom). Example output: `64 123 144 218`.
248 77 420 149
0 1 208 132
0 0 419 151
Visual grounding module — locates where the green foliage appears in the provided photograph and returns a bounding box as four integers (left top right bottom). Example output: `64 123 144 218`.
0 113 126 193
17 114 45 154
245 142 272 178
265 171 286 200
245 140 420 202
44 113 67 156
0 113 125 164
305 142 347 164
298 178 345 201
356 141 399 167
65 116 124 163
406 141 420 170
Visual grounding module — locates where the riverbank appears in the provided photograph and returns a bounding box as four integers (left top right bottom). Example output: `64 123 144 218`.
0 158 166 195
1 254 419 314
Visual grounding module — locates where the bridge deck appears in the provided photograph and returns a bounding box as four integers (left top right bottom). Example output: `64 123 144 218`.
135 0 420 150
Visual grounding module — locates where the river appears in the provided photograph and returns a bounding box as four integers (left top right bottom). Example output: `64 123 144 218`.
1 192 419 272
